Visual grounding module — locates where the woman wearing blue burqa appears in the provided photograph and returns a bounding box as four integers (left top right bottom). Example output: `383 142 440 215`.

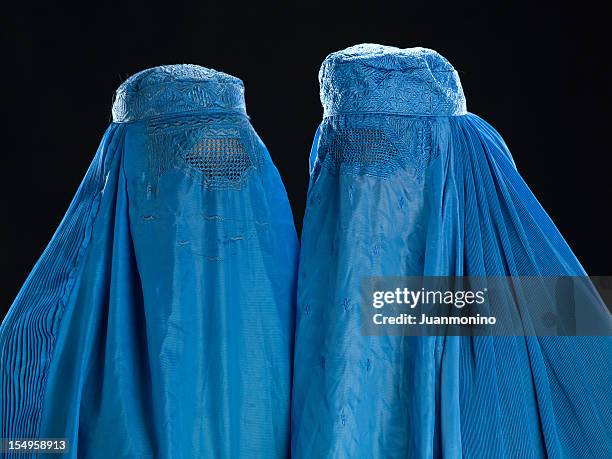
292 45 612 458
0 65 298 458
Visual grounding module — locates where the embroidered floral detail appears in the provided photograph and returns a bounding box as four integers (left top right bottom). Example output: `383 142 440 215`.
319 44 467 117
112 64 246 122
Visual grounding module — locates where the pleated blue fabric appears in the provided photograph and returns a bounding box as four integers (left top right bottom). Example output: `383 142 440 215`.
292 45 612 458
1 65 298 458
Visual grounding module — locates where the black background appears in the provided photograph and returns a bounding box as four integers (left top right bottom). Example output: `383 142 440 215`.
2 2 611 318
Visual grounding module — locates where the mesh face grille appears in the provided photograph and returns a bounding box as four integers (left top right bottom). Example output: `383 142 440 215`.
328 129 397 167
184 137 251 182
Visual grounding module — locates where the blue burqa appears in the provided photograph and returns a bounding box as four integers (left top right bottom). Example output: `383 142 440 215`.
1 65 298 458
292 45 612 458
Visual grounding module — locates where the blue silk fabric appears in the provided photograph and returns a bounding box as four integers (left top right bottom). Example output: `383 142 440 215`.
1 65 298 458
292 45 612 458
